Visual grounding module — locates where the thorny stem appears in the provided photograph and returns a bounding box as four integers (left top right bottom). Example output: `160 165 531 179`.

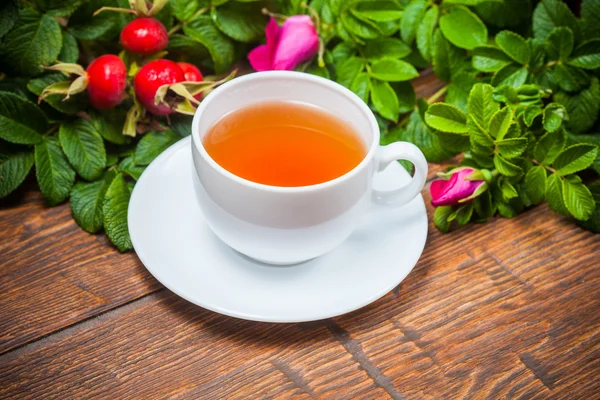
532 159 557 174
301 3 326 67
427 85 448 104
261 8 287 20
532 60 558 75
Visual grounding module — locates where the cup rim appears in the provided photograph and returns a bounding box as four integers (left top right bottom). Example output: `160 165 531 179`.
191 71 380 193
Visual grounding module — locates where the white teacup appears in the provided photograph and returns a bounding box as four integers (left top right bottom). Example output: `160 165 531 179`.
191 71 427 265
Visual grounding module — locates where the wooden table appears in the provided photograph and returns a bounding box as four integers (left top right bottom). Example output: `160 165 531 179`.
1 73 599 399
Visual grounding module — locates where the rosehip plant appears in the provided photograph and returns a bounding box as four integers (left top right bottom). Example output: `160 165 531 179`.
1 0 599 254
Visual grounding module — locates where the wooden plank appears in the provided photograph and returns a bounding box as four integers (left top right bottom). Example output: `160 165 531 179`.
0 292 389 399
332 194 600 398
0 183 161 354
1 192 599 398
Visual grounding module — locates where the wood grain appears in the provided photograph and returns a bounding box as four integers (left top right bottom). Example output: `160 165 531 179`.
0 183 161 354
1 73 599 399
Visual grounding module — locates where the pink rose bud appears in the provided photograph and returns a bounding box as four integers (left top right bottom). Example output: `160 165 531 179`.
430 168 487 207
248 16 319 72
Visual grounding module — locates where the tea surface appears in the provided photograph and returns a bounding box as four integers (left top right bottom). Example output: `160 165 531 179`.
203 101 366 187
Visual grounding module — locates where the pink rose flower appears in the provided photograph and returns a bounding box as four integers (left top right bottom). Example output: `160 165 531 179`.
430 168 487 207
248 16 319 71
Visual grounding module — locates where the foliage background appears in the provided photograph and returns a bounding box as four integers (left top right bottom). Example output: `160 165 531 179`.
0 0 599 250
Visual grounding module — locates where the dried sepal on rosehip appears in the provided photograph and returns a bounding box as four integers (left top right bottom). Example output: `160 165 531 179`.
38 55 127 110
153 70 237 115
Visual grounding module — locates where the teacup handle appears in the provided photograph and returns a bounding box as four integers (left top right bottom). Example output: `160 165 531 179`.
372 142 428 207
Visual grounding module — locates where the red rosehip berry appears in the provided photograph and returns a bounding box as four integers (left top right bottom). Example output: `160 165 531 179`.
120 18 169 56
86 54 127 110
134 59 185 115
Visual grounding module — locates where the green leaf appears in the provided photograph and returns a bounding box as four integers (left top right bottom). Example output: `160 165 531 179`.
546 27 574 60
563 176 595 220
166 34 210 67
331 42 357 64
568 39 600 69
432 29 465 82
491 64 528 88
546 173 569 215
495 30 530 65
416 5 438 61
496 138 528 159
135 131 180 166
439 5 487 50
555 78 600 134
400 0 427 45
581 0 600 39
500 178 518 201
27 73 88 115
59 119 107 181
523 106 543 127
468 83 500 130
553 144 598 176
434 205 453 233
0 0 18 39
475 0 532 29
119 156 146 181
106 153 119 167
535 129 566 165
170 0 200 21
473 190 495 220
494 153 522 176
68 0 124 40
472 45 513 72
211 2 265 43
530 37 547 68
370 80 400 122
0 8 62 76
542 103 567 133
342 10 381 39
184 16 235 73
424 103 468 134
307 65 331 79
32 0 84 16
455 203 474 226
533 0 580 43
553 63 590 93
375 20 398 37
577 181 600 232
445 83 469 113
389 110 456 161
350 73 370 104
103 173 133 252
58 31 79 63
0 92 46 145
391 81 416 114
336 57 364 88
488 106 513 139
524 165 547 205
70 169 117 233
34 136 75 205
170 114 193 137
89 109 130 145
0 143 34 198
363 38 411 61
355 1 403 21
369 58 419 82
567 132 600 174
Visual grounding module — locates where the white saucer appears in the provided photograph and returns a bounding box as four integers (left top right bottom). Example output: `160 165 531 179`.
129 137 428 323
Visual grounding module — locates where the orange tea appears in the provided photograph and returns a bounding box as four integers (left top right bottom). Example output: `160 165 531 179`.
203 101 367 187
